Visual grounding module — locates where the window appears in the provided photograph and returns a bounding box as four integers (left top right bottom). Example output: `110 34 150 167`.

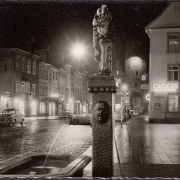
168 65 179 80
136 71 138 76
16 80 20 92
43 70 45 79
168 94 178 112
168 33 180 53
21 82 25 92
117 71 119 75
22 58 26 72
27 60 31 73
49 72 52 79
32 84 36 95
26 82 30 93
32 61 36 75
53 72 55 79
46 87 48 96
16 55 21 71
46 71 48 80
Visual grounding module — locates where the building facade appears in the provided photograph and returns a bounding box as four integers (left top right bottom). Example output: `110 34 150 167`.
0 48 40 116
146 2 180 122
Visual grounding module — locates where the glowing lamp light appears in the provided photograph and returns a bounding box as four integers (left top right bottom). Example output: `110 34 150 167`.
72 43 86 58
146 94 150 101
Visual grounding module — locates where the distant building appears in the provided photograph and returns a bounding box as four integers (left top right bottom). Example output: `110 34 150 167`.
39 62 59 116
125 56 148 113
146 2 180 122
0 48 40 116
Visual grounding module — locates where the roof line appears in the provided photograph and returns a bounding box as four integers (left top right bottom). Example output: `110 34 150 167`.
145 2 170 31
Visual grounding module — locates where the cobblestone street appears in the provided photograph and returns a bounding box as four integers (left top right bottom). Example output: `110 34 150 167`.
0 119 92 165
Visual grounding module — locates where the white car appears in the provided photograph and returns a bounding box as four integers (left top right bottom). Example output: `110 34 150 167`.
0 108 25 126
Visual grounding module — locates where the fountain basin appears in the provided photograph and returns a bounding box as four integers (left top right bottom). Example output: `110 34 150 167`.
0 154 91 177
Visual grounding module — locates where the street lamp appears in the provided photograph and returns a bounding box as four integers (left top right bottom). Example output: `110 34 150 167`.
71 43 87 59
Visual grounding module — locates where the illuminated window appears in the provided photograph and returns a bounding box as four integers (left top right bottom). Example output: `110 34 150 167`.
32 61 36 75
168 94 178 112
27 60 31 73
32 84 36 95
22 58 26 72
168 33 180 53
117 71 119 75
168 65 179 80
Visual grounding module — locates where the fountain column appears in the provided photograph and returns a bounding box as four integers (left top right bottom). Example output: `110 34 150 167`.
90 4 116 177
88 76 116 177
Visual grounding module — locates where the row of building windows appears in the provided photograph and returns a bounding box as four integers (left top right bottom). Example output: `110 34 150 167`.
16 56 37 75
39 69 58 80
16 81 36 95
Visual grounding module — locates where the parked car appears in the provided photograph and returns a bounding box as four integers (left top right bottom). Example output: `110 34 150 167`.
0 108 25 126
59 110 73 119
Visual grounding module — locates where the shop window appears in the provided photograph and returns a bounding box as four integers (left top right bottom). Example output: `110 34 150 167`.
22 58 26 72
168 33 180 53
168 65 179 80
40 102 46 114
168 94 178 112
27 60 31 73
32 61 36 75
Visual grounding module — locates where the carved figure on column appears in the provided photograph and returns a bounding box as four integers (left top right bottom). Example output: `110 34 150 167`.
93 5 114 76
94 101 110 124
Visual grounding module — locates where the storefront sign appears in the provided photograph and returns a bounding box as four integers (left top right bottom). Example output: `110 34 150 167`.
152 82 178 90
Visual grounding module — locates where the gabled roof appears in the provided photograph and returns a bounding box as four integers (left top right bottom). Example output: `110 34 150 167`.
146 2 180 30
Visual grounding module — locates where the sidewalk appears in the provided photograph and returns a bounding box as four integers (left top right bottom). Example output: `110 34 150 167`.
83 115 180 178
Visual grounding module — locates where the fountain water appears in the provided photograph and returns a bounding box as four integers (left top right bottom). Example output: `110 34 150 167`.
43 123 67 167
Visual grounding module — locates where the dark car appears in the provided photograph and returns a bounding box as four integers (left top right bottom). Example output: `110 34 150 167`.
59 111 72 119
0 108 25 126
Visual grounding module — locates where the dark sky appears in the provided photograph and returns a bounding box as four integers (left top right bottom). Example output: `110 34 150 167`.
0 1 168 73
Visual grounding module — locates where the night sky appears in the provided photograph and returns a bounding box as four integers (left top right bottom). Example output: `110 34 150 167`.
0 1 168 73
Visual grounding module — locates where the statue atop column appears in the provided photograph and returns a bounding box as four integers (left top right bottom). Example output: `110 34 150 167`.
93 5 114 76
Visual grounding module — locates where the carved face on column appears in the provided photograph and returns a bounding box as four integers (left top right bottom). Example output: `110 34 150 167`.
94 101 110 124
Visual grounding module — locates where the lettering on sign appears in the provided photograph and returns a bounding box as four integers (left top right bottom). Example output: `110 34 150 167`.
152 82 178 89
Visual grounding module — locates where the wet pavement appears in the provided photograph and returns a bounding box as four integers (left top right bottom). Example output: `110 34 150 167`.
0 118 92 165
114 115 180 177
84 115 180 178
115 115 180 165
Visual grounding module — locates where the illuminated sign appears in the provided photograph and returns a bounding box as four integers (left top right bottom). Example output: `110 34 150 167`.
146 94 150 101
152 82 178 90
